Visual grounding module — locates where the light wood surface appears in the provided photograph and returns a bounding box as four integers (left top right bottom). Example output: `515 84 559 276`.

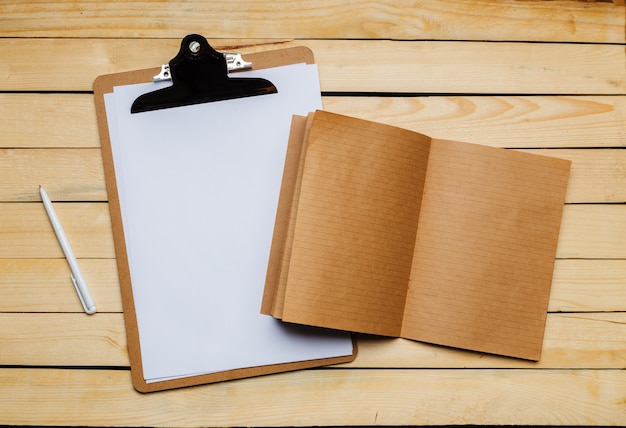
2 368 623 426
3 312 625 368
3 94 625 149
1 1 623 43
1 1 624 426
2 39 625 93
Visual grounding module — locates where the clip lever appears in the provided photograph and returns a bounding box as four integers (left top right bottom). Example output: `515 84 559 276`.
153 53 252 82
132 34 277 113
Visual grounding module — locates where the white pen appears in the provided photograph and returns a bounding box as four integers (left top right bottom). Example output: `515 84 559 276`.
39 186 97 315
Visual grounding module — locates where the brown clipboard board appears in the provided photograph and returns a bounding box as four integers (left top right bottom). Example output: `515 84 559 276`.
93 43 356 393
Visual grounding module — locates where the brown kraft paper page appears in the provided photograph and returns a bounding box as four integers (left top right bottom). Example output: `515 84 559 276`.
262 115 305 316
262 115 312 317
279 111 432 336
401 139 571 360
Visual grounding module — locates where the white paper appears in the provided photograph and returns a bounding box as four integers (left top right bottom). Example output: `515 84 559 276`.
105 63 353 383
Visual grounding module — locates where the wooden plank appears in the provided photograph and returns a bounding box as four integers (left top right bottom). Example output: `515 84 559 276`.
324 95 626 148
2 312 624 369
0 203 624 259
550 259 626 313
0 93 99 149
0 38 270 92
0 148 106 202
0 368 624 426
3 93 625 150
2 94 625 150
522 148 626 204
0 1 622 43
1 259 624 314
558 204 626 259
2 147 624 203
1 313 128 367
1 39 624 94
351 312 626 370
314 40 626 94
0 202 114 259
0 259 122 313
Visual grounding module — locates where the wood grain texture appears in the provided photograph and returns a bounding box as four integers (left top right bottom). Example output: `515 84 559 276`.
2 147 625 203
1 39 624 93
324 96 626 148
550 259 626 312
2 312 625 369
1 313 128 367
0 202 114 259
0 368 624 426
1 2 624 421
557 204 626 259
351 313 626 369
521 149 626 203
0 148 106 202
0 93 99 148
1 259 623 314
3 94 624 149
0 1 622 43
314 40 626 94
0 259 122 312
0 203 623 259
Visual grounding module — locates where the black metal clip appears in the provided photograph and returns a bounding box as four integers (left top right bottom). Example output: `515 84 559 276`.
131 34 277 113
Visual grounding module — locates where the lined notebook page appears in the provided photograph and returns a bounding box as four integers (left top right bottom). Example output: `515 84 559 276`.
280 111 431 336
402 139 571 360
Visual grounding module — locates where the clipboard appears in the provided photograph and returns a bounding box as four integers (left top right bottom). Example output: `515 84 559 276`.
93 35 356 393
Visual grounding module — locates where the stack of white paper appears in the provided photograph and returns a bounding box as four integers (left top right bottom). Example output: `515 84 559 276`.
104 63 353 383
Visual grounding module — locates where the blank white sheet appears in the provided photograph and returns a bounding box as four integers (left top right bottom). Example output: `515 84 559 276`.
104 63 353 383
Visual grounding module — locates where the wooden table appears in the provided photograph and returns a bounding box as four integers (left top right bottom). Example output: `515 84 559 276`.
1 2 625 426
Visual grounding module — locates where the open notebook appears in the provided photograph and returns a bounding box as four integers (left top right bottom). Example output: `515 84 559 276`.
262 111 571 361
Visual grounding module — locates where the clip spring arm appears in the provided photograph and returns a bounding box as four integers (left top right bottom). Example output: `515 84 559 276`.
153 53 252 82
